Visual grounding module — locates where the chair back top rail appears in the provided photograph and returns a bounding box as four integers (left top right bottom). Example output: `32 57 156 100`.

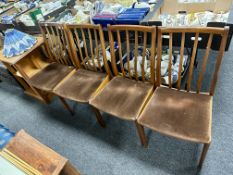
157 26 229 95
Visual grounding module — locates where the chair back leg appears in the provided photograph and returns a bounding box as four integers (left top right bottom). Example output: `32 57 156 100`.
59 97 75 116
198 143 210 168
91 106 106 128
135 122 148 148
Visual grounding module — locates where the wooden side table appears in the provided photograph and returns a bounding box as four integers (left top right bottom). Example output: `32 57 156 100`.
0 37 53 103
5 130 81 175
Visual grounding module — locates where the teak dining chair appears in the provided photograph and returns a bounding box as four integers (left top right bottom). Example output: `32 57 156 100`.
27 22 75 114
90 25 156 146
52 24 111 127
137 26 229 167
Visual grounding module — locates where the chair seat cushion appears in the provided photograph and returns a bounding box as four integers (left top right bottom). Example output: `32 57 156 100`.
138 87 212 143
28 63 74 92
53 69 107 103
90 76 153 121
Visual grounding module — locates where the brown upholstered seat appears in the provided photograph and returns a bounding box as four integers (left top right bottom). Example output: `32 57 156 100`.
54 69 107 103
138 87 212 143
28 63 74 92
90 76 153 121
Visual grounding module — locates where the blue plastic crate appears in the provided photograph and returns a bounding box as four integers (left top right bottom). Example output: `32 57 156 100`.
0 124 15 149
117 14 145 19
124 8 150 14
92 14 118 28
115 18 142 25
115 8 149 25
92 17 116 28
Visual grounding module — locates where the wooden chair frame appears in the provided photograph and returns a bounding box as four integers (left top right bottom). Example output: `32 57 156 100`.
50 24 112 127
137 26 229 167
90 25 157 146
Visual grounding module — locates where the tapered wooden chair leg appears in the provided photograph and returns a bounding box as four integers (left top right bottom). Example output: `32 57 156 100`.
59 97 75 116
198 143 210 168
91 106 106 128
135 122 148 148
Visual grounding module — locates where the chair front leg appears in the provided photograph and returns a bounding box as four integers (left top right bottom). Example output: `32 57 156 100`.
198 143 210 168
58 97 75 116
91 106 106 128
135 121 148 148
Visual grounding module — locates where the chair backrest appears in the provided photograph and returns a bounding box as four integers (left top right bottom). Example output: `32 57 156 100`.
108 25 157 84
39 22 74 66
65 24 111 75
157 26 229 95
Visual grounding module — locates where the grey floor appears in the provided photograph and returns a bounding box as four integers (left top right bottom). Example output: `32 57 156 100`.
1 10 233 175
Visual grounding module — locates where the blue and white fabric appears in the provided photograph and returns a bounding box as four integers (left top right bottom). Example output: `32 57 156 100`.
3 29 37 58
0 124 15 149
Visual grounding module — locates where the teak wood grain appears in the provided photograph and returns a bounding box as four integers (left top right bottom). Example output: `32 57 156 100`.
6 130 68 175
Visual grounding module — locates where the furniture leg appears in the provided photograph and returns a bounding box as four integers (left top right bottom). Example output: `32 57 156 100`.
135 121 148 148
59 97 74 116
198 143 210 168
91 106 106 128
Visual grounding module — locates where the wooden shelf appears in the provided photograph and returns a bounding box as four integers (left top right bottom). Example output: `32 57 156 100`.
0 37 44 65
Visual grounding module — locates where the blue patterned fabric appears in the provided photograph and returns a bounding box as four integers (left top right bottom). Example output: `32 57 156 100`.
3 29 37 58
0 124 15 149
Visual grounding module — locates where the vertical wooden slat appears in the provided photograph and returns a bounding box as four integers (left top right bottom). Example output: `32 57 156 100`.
60 26 71 65
177 32 185 90
64 25 81 68
65 26 82 69
168 33 173 88
55 27 64 63
156 28 162 86
197 33 213 93
39 26 53 61
54 26 68 65
141 32 147 81
45 26 58 62
88 28 97 71
210 28 229 95
81 29 91 67
126 30 131 79
134 31 139 80
94 29 102 72
98 25 111 76
50 26 61 63
117 30 125 76
62 26 73 66
57 26 70 65
108 26 118 76
74 29 87 69
59 26 68 65
187 33 199 92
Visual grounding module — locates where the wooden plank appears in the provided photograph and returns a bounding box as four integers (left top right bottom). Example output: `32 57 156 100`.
177 32 185 90
126 30 131 79
117 30 125 76
187 32 199 92
168 33 173 88
6 130 68 175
